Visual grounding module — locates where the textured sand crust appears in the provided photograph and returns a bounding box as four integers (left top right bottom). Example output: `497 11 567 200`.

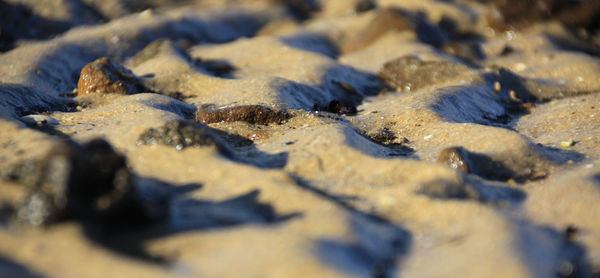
1 0 600 277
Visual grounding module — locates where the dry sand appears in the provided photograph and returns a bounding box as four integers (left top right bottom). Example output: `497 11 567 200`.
1 0 600 277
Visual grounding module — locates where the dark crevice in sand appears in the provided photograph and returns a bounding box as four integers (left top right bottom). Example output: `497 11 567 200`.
129 38 239 80
193 58 238 79
0 255 44 278
280 32 340 59
1 136 297 263
467 178 527 204
135 96 196 119
544 34 600 58
432 85 512 127
417 176 527 204
276 0 321 21
437 146 545 183
271 64 383 111
593 174 600 184
0 84 76 119
84 188 300 264
483 69 599 104
290 175 411 278
537 144 585 165
513 220 597 278
212 126 290 168
343 127 416 159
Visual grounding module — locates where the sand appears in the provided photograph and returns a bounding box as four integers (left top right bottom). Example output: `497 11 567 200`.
1 0 600 277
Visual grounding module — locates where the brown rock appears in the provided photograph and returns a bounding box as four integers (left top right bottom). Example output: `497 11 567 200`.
77 57 145 95
196 105 291 125
437 146 471 173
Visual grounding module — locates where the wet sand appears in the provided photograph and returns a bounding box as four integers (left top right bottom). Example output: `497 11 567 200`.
1 0 600 277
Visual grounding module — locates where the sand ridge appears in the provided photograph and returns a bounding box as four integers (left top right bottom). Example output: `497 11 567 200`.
1 0 600 277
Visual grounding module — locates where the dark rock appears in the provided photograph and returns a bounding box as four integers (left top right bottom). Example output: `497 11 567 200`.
16 139 163 226
196 105 291 125
379 55 467 92
313 100 357 116
368 128 397 145
77 57 147 95
137 120 232 154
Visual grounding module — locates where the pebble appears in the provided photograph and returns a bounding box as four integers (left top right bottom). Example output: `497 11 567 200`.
560 139 575 149
77 57 146 95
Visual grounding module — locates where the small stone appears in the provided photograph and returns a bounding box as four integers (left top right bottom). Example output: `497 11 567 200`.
521 102 536 109
564 225 579 241
77 57 146 95
508 90 521 102
560 139 575 149
493 81 501 93
313 100 358 116
437 146 471 173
